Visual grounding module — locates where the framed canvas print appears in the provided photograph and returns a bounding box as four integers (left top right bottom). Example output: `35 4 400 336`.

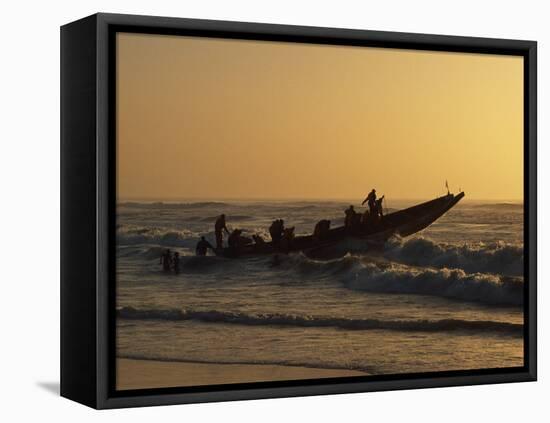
60 13 537 409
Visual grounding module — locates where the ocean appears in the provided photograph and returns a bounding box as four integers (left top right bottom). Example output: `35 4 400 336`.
116 199 524 379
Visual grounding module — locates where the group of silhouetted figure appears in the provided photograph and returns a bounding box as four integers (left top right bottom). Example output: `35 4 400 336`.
160 249 180 274
345 188 385 231
269 219 296 251
160 189 385 266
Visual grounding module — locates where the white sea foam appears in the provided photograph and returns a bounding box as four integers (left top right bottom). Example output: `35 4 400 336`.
384 236 523 276
345 261 523 306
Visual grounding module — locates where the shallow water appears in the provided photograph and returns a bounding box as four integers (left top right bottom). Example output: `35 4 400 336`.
116 199 524 376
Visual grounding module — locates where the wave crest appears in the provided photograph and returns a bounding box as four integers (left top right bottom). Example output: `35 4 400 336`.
117 306 522 336
385 237 523 276
117 225 198 248
346 262 523 306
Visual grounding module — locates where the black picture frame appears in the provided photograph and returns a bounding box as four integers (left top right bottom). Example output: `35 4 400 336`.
60 12 537 409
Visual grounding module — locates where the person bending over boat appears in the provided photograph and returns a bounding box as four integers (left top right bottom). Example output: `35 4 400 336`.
269 219 285 246
228 229 253 248
280 227 295 252
313 219 331 242
252 234 266 245
196 236 214 256
344 205 357 230
362 189 377 216
214 214 230 249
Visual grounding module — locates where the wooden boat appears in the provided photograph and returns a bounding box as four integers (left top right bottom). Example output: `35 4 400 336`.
215 192 465 258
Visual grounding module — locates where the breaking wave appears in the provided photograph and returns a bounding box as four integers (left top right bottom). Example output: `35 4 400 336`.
117 307 522 336
346 262 523 306
385 237 523 276
268 253 523 306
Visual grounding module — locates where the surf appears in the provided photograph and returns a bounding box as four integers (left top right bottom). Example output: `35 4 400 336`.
117 306 522 336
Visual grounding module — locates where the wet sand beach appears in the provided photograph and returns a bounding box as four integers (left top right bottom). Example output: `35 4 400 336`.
116 358 367 390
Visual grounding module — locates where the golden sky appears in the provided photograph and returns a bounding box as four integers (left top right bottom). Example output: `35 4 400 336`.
117 33 523 201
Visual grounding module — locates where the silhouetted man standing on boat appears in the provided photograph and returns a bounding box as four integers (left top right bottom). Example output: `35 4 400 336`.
375 195 385 218
214 214 230 249
362 189 377 216
196 236 214 256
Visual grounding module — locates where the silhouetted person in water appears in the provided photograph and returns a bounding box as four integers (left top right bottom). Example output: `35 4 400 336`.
344 205 357 230
160 249 172 272
214 214 229 249
173 252 180 273
362 189 377 216
196 236 214 256
269 219 285 246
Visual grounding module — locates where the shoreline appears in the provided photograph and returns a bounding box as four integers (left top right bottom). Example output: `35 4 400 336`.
116 358 367 390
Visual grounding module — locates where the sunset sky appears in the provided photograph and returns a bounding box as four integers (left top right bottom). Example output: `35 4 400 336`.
116 33 523 201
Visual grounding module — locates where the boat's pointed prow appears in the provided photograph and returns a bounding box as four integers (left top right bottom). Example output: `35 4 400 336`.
390 191 465 238
449 191 465 208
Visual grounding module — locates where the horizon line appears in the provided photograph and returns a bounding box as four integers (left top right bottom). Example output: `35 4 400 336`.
117 195 524 204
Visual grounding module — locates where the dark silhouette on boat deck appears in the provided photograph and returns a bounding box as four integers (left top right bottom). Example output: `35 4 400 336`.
212 191 465 259
344 205 357 231
195 236 214 256
362 188 377 216
252 234 266 245
375 195 385 218
228 229 253 248
313 219 331 242
214 214 230 249
280 227 295 252
269 219 285 246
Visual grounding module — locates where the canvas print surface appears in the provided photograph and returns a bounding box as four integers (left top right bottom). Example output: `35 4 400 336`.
115 33 524 390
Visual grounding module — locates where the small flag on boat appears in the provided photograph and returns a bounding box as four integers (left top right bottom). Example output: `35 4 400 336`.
445 180 449 194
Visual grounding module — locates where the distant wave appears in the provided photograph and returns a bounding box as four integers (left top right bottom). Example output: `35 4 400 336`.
119 201 229 209
116 224 271 248
117 245 167 260
467 203 523 209
346 262 523 306
385 237 523 277
199 215 254 222
117 306 522 336
274 253 360 276
117 226 198 248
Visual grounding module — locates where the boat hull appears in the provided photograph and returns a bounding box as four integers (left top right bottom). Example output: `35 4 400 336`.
215 192 465 258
